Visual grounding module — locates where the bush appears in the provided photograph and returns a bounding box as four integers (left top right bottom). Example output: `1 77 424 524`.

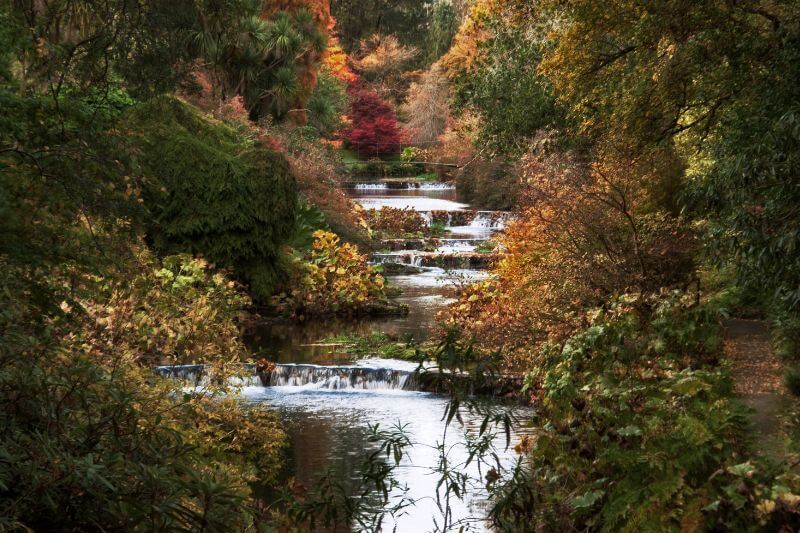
343 88 404 156
442 143 697 366
785 367 800 396
491 293 800 531
0 255 285 531
125 97 298 302
273 230 402 317
364 207 428 237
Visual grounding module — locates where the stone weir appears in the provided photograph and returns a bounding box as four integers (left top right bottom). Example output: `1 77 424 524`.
154 363 419 391
345 181 456 191
379 238 484 252
371 251 496 270
154 364 528 400
420 210 511 229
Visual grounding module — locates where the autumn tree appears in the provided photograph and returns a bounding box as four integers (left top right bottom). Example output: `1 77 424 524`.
443 137 695 366
402 63 451 144
344 87 404 155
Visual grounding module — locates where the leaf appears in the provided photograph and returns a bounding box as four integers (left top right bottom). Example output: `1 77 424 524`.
617 425 642 437
670 376 710 397
573 489 604 509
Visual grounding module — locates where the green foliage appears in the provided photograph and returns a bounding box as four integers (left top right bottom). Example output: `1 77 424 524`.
689 69 800 311
307 67 348 136
490 292 800 530
425 0 458 63
0 255 285 531
192 3 327 119
274 230 404 317
401 146 419 162
320 331 419 360
331 0 428 52
448 5 564 155
289 198 331 251
125 97 298 302
784 367 800 397
0 2 295 529
415 172 439 182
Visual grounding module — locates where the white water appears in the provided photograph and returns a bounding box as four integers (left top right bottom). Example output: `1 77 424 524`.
238 181 518 532
268 363 416 390
357 196 469 211
436 239 480 253
353 182 456 191
244 384 532 532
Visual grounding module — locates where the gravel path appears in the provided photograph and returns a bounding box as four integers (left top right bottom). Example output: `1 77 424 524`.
724 318 787 460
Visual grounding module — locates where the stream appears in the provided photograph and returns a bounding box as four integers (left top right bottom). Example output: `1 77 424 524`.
243 181 528 531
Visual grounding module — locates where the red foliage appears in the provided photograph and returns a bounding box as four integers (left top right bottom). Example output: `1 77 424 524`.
344 88 404 156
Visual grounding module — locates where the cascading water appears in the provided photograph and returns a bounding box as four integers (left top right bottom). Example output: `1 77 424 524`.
350 182 456 191
268 364 417 390
154 364 262 387
156 363 421 391
234 176 521 532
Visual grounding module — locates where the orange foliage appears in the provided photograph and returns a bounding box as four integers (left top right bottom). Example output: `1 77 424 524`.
442 0 533 78
323 33 358 84
440 139 697 368
441 0 499 76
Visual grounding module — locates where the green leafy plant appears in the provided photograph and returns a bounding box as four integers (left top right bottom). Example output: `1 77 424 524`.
126 97 298 302
274 230 405 317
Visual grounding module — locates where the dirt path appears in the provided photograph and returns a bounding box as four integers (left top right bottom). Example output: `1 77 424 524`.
724 318 787 460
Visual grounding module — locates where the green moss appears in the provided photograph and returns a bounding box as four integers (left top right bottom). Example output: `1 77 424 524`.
125 97 297 302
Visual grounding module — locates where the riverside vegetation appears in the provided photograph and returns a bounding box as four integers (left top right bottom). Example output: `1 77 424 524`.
3 0 800 531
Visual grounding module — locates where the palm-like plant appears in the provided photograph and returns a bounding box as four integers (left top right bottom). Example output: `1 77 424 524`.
264 13 302 61
266 65 299 117
191 2 326 120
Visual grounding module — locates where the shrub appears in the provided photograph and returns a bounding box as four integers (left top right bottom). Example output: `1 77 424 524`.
125 97 298 302
272 124 371 246
0 254 285 531
364 207 428 237
785 367 800 396
344 88 404 156
273 230 401 317
491 293 800 531
442 143 697 366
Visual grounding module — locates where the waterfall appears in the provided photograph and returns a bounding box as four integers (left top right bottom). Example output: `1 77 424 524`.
154 364 261 387
268 364 417 390
436 239 479 253
155 363 420 391
372 252 414 265
414 210 511 228
407 183 456 191
350 182 456 191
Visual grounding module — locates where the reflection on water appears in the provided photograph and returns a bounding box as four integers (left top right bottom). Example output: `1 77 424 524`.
241 183 519 531
244 386 533 532
246 267 490 364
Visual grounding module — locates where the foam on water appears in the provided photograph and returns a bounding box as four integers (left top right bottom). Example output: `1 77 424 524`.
356 196 469 211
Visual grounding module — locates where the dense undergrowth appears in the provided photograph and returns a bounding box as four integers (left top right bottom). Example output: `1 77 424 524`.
0 254 286 530
486 292 800 531
127 97 298 302
5 0 800 529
